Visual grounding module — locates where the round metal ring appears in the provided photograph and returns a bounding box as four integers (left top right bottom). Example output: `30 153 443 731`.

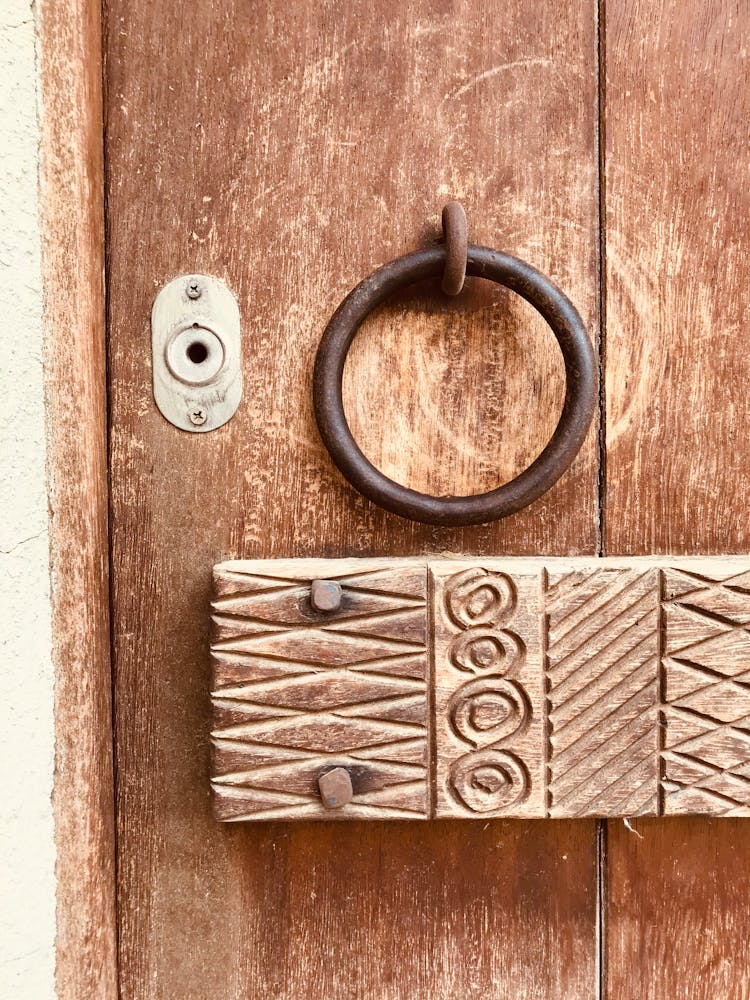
313 244 596 526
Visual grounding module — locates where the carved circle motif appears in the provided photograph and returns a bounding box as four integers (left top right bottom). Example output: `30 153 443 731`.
445 568 517 629
448 677 531 748
444 568 532 814
449 750 530 813
449 627 525 675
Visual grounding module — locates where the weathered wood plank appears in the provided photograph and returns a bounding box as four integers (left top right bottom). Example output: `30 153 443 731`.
604 0 750 994
105 0 601 995
37 0 118 996
211 558 750 820
607 817 750 1000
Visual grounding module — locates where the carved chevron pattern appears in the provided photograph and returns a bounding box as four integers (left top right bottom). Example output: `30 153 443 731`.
661 568 750 815
545 567 660 817
210 561 429 821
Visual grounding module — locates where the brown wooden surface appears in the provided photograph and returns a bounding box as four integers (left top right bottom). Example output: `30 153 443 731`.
211 557 750 822
38 0 118 997
105 0 601 996
545 563 659 819
211 559 431 822
432 562 546 819
604 0 750 995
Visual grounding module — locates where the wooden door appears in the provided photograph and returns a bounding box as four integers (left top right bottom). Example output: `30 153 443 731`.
104 1 750 996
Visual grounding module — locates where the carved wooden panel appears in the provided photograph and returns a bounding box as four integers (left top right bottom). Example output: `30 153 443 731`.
544 565 660 818
210 558 750 820
431 564 544 818
661 566 750 815
211 559 430 821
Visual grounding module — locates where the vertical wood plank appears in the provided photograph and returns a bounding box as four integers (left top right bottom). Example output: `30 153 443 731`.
604 0 750 554
37 0 118 997
105 1 601 996
604 0 750 995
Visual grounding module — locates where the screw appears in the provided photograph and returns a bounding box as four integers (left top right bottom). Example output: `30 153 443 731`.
186 277 202 300
188 408 207 426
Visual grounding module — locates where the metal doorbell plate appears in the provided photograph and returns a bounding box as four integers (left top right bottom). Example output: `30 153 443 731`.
151 274 242 432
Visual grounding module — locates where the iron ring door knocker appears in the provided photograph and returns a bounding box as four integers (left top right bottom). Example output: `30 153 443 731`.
313 203 597 526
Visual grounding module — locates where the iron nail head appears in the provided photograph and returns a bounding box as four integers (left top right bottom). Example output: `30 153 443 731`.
318 767 353 809
311 579 342 613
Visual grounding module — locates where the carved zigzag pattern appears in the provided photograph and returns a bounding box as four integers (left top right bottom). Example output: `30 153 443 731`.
210 564 429 821
662 568 750 815
545 567 660 817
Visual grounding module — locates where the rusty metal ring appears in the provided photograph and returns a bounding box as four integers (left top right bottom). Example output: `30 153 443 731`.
313 244 596 526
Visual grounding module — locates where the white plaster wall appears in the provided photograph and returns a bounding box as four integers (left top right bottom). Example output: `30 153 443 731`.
0 0 57 996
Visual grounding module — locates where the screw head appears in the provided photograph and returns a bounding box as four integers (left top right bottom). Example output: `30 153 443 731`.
186 277 202 300
188 407 207 426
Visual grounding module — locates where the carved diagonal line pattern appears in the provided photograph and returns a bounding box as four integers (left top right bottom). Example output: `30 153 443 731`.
661 568 750 815
545 568 660 817
210 563 429 821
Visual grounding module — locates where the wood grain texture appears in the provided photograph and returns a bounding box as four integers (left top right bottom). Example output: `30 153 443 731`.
604 0 750 996
37 0 118 996
211 557 750 820
607 817 750 1000
105 0 601 995
604 0 750 555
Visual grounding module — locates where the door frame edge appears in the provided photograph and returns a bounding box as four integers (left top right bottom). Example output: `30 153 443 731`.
37 0 118 996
